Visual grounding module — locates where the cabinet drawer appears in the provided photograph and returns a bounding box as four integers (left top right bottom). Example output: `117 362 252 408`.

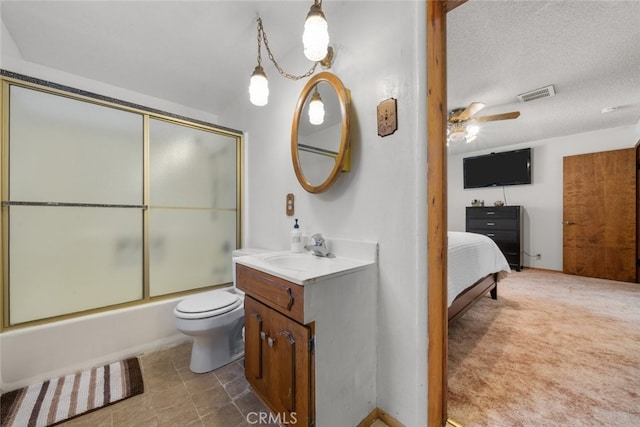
466 206 519 219
467 229 517 243
467 218 517 230
236 264 304 323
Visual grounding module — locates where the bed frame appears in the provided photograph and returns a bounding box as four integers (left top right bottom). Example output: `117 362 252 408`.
448 273 498 324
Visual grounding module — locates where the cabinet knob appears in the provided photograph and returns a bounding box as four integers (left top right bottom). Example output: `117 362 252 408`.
267 337 276 347
260 331 266 341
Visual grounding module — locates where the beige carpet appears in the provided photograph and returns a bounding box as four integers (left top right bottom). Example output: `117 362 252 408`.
448 269 640 426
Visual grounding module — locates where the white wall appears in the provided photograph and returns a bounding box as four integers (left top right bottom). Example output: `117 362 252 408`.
448 125 639 271
221 2 428 424
0 19 21 68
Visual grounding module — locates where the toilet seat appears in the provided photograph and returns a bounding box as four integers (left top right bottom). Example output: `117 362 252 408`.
175 291 242 320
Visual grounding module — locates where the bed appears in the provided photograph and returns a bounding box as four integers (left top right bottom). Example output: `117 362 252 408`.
448 231 511 323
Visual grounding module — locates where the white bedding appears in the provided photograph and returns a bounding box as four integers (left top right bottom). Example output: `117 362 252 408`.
448 231 511 306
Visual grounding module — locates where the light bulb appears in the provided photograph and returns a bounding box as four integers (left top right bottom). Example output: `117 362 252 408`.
308 90 325 125
303 4 329 62
466 124 480 136
249 65 269 106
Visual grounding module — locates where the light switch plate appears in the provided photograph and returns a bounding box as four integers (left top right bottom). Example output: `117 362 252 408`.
286 193 294 216
377 98 398 137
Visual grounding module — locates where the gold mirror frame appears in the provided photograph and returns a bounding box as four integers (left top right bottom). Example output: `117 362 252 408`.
291 72 351 194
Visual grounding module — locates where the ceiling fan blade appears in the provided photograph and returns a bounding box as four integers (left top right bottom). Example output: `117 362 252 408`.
474 111 520 122
449 102 486 122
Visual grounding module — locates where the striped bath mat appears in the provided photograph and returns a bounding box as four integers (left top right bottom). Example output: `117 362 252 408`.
1 358 143 427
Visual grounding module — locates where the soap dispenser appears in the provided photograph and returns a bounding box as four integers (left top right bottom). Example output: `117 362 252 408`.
291 219 303 253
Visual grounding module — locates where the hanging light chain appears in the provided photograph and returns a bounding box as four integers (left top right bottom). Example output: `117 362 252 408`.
257 17 317 81
256 18 263 67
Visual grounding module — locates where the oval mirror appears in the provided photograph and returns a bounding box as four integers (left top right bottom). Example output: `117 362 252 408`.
291 72 351 193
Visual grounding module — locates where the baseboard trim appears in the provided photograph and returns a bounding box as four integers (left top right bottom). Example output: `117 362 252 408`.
522 266 563 274
357 408 404 427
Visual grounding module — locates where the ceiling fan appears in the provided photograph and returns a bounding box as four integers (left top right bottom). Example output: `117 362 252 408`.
447 102 520 143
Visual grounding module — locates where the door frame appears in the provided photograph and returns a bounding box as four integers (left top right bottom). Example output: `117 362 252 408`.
427 1 467 426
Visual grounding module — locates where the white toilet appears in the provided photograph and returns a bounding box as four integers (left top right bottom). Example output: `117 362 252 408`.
173 248 267 373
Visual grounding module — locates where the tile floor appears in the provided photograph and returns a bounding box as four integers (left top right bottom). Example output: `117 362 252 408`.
59 341 388 427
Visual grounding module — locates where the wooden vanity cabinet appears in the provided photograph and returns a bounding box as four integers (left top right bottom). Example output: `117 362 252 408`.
236 251 377 427
238 265 312 426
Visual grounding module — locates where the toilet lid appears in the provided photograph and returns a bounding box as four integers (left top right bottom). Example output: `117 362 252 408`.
176 291 240 315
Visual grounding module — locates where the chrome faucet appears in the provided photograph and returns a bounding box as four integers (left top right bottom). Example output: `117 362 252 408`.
304 233 335 258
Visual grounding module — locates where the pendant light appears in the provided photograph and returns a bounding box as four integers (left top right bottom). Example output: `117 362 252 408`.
248 2 334 107
303 1 330 62
249 65 269 106
249 17 320 106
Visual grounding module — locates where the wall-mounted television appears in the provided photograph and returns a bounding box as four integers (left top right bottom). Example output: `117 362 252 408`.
463 148 532 189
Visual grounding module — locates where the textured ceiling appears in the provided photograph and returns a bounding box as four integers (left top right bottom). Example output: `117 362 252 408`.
447 0 640 154
2 1 639 156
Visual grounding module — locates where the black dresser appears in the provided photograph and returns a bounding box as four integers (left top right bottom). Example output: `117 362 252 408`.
465 206 523 271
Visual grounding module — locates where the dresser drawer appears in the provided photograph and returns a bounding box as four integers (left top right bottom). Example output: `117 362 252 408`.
467 229 518 243
236 264 304 323
500 242 521 268
466 206 519 219
467 218 517 230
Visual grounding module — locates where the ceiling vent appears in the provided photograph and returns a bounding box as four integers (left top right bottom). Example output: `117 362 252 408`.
517 84 556 102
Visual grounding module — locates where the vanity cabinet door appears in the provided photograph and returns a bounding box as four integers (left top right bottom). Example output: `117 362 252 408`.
269 308 311 426
243 295 312 426
244 296 269 397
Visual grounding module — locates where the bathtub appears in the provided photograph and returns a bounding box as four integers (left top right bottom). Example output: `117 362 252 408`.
0 293 203 392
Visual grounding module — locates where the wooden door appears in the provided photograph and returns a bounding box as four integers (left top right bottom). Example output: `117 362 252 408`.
268 308 311 426
563 148 636 282
244 296 311 425
244 296 269 398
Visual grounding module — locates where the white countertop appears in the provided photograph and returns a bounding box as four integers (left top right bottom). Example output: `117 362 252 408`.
234 239 378 285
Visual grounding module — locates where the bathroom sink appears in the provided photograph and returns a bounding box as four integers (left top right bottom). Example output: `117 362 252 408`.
263 253 352 272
